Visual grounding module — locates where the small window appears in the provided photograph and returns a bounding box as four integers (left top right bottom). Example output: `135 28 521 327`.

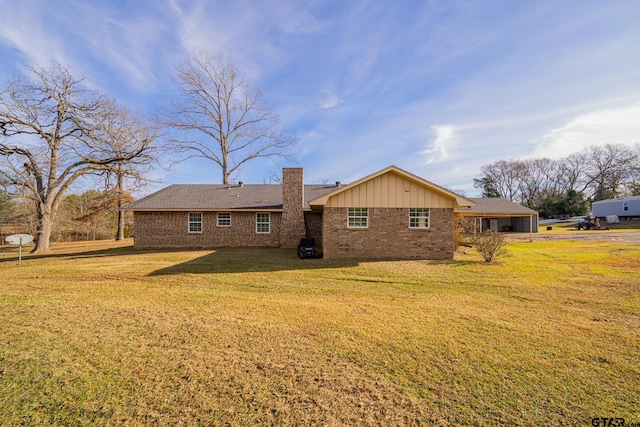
623 201 629 212
256 213 270 233
188 212 202 233
409 208 430 228
348 208 368 228
217 212 231 227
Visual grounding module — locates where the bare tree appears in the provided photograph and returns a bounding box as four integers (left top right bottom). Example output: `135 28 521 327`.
97 106 157 240
474 159 522 201
630 143 640 195
557 153 591 195
160 51 297 184
0 64 153 252
584 144 637 200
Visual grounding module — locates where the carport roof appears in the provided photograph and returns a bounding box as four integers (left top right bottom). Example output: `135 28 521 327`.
456 198 538 216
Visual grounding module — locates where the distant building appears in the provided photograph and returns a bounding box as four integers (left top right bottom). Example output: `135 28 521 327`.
455 197 539 236
592 196 640 219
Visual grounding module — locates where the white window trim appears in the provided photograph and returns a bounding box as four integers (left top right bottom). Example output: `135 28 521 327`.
256 213 270 234
188 212 203 233
217 212 231 227
347 208 369 229
409 208 430 229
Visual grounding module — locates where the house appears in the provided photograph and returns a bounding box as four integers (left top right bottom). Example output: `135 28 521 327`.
455 198 539 235
592 196 640 219
123 166 475 259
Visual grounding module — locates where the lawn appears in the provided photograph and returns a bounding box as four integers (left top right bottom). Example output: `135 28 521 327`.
0 239 638 426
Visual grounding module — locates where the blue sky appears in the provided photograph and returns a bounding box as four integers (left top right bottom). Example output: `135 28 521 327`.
1 0 640 196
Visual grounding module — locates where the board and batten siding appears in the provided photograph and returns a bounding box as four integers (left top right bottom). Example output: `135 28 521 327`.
324 172 455 209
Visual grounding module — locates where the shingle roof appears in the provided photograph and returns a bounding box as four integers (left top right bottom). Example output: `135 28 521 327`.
123 184 338 211
457 198 538 215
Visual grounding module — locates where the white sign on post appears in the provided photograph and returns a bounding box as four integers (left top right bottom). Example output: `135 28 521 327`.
5 234 34 264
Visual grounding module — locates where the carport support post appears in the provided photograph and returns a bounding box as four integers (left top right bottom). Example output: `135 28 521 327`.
529 215 533 242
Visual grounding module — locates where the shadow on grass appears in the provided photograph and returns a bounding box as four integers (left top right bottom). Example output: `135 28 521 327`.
0 243 358 273
147 248 480 276
1 242 478 274
148 247 361 275
0 244 184 264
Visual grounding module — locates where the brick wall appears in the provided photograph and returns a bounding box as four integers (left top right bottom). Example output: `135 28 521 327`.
321 207 454 259
133 211 282 248
303 211 323 249
280 168 306 247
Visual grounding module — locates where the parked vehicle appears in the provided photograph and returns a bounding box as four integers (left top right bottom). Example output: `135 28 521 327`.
577 217 608 230
297 238 320 259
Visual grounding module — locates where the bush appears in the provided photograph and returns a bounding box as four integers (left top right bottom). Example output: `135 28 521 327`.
454 217 475 250
473 231 507 263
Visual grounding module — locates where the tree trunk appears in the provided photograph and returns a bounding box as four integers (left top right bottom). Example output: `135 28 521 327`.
32 208 53 253
116 210 125 241
116 168 125 241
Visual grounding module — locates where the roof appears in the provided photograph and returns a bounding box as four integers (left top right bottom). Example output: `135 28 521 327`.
456 198 538 216
592 195 640 205
122 184 337 211
123 166 475 212
308 165 475 208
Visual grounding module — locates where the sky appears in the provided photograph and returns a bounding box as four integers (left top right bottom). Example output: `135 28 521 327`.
1 0 640 196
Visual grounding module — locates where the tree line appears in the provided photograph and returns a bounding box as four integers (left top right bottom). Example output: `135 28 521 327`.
0 188 133 244
0 52 296 252
474 143 640 218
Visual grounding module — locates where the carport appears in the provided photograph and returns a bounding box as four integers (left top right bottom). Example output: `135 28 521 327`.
455 198 539 242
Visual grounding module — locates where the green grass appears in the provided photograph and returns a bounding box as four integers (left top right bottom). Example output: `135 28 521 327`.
1 239 639 425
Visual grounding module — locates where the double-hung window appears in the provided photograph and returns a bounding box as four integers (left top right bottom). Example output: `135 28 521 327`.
188 212 202 233
347 208 368 228
217 212 231 227
256 213 270 233
409 208 430 228
623 201 629 212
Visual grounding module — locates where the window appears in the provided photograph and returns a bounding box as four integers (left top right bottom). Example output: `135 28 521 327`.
409 208 430 228
256 213 270 233
188 212 202 233
217 212 231 227
347 208 368 228
623 201 629 212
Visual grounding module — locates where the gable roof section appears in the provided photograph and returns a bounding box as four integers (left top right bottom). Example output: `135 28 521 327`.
122 184 337 211
456 198 538 216
308 165 475 209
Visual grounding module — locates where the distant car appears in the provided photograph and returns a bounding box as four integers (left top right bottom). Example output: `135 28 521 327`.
297 238 320 259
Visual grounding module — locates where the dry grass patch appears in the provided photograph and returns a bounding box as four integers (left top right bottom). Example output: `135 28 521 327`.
0 239 639 425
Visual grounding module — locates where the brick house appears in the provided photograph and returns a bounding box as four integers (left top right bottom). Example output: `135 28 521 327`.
123 166 475 259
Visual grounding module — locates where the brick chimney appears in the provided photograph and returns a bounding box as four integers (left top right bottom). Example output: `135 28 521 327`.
280 168 306 247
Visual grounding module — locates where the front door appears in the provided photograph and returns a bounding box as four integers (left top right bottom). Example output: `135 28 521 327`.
489 219 498 231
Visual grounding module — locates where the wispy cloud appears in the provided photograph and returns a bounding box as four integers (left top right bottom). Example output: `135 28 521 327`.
530 105 640 159
0 1 71 70
2 0 640 193
423 126 455 165
319 88 343 109
0 0 179 94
